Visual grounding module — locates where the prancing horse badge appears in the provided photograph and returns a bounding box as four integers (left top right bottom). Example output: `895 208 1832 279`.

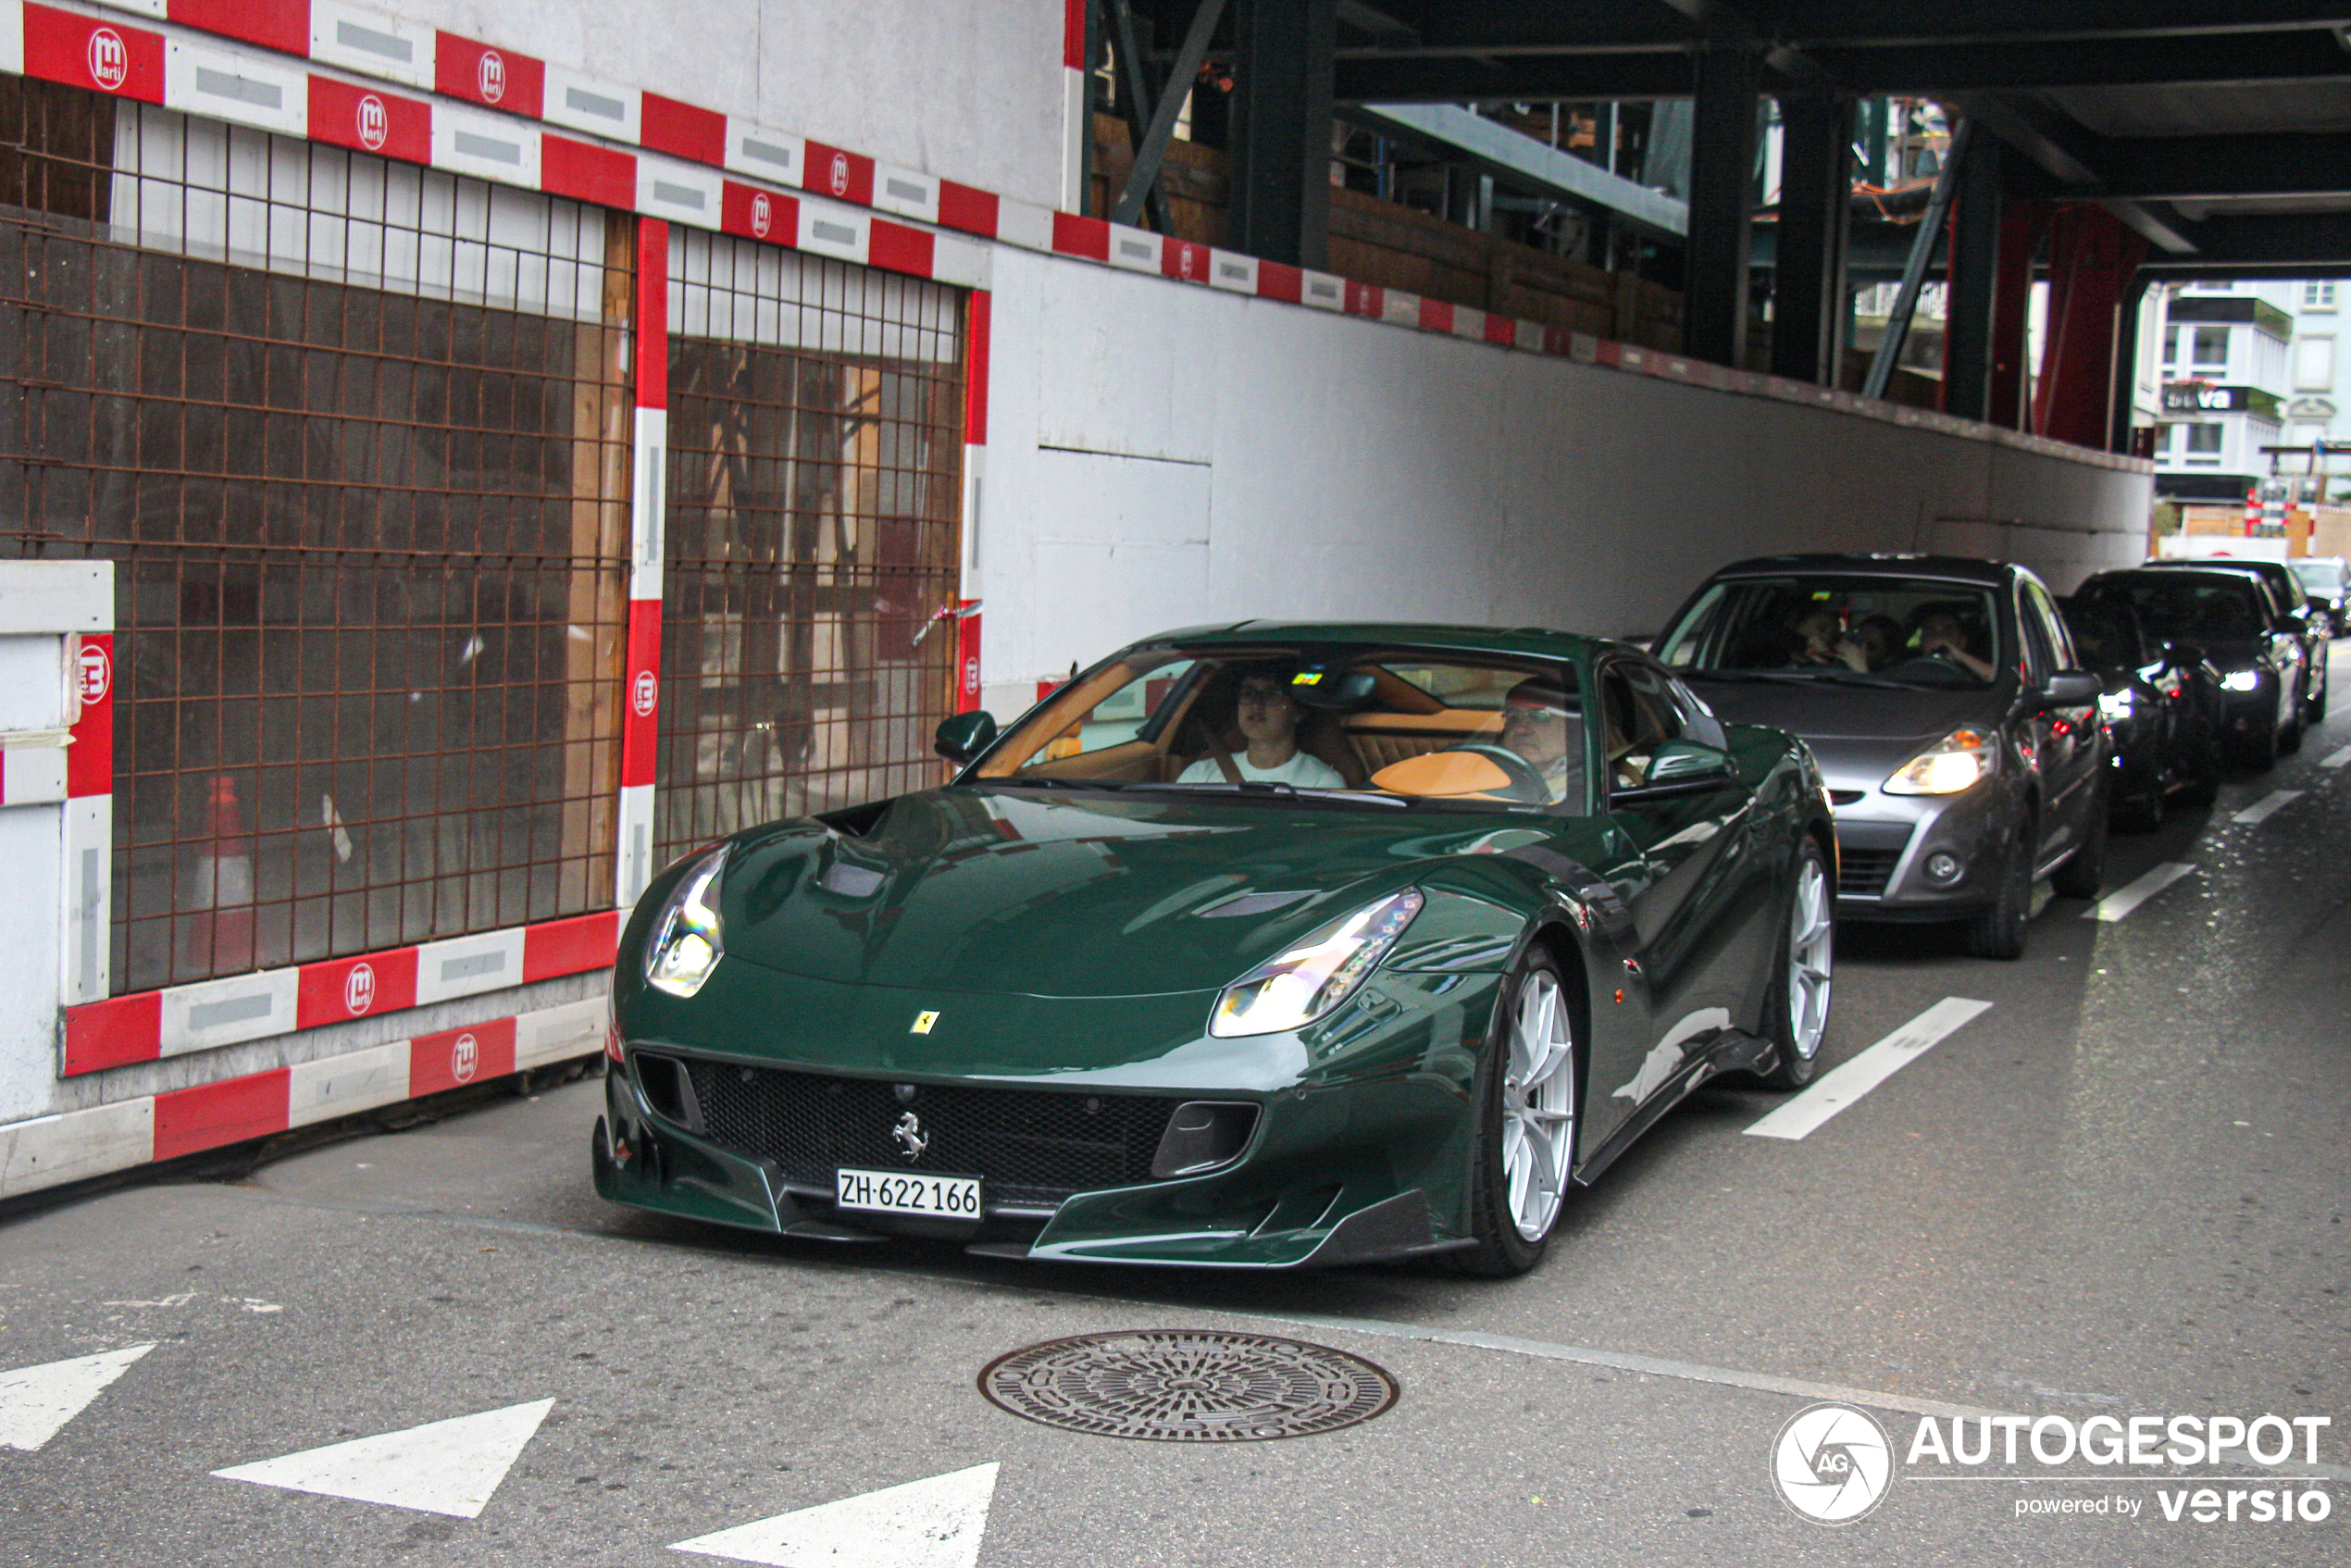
910 1010 940 1034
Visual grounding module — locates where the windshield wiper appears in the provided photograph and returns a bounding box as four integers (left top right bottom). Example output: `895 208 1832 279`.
1126 781 1409 807
992 777 1125 790
1797 669 1926 689
1682 669 1813 684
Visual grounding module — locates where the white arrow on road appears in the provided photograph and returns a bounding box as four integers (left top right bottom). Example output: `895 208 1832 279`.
671 1462 1001 1568
211 1398 554 1518
0 1343 155 1451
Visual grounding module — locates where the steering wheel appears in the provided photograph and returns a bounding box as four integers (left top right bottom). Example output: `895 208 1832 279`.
1443 743 1553 803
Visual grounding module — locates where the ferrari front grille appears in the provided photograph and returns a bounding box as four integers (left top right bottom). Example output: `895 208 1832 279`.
678 1061 1186 1208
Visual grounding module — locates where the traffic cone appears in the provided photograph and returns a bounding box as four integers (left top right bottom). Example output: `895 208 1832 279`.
183 774 255 973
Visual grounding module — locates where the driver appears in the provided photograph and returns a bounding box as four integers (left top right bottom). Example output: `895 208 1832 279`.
1497 678 1582 803
1176 666 1347 787
1914 608 1996 680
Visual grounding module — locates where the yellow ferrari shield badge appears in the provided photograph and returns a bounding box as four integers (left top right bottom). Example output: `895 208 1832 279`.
910 1010 940 1035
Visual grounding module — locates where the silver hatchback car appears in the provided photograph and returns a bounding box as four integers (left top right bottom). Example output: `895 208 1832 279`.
1653 554 2108 959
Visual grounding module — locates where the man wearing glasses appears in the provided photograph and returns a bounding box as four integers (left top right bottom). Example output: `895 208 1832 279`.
1176 667 1347 787
1497 677 1583 804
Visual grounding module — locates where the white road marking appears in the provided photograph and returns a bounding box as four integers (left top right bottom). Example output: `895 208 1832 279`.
0 1343 154 1451
2232 789 2304 825
2322 741 2351 768
672 1462 999 1568
1260 1312 2351 1484
211 1398 553 1518
1743 997 1992 1141
2083 861 2196 923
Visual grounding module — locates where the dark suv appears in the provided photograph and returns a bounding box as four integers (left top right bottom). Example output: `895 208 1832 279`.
1654 554 2108 959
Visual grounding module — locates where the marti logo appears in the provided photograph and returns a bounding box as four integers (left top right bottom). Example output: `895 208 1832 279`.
828 150 851 196
477 49 506 105
342 962 377 1016
631 668 658 717
355 94 390 152
76 643 111 706
450 1031 479 1083
86 28 130 93
750 191 774 238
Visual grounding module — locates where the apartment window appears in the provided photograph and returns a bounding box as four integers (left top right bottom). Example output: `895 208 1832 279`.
0 78 632 991
2306 281 2337 312
2183 424 2224 466
2162 324 2180 367
2295 336 2336 392
2189 326 2231 372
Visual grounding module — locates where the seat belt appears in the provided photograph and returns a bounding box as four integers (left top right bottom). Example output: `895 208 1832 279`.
1208 729 1244 785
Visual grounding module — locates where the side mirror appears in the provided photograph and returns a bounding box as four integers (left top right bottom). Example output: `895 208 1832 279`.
1646 739 1735 783
2039 670 2103 707
933 710 997 765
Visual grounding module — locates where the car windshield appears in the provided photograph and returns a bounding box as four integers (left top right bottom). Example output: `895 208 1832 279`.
2293 559 2345 592
1657 575 2005 688
2060 601 2143 674
2097 577 2264 641
973 643 1591 811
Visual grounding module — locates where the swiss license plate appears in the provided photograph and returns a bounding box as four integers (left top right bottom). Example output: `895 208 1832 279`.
835 1167 982 1219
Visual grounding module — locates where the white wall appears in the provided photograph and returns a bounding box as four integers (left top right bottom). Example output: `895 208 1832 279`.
973 247 2155 713
423 0 1066 207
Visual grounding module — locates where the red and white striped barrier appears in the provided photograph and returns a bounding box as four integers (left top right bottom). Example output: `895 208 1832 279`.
618 214 666 913
2 993 605 1201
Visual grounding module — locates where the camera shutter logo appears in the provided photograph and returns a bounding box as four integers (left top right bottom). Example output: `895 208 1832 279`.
829 150 851 196
451 1031 479 1084
356 93 390 152
87 29 130 93
1771 1402 1894 1524
751 191 774 238
477 50 506 105
343 962 377 1016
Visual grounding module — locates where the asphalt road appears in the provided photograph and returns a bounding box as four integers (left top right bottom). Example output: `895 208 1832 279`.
4 649 2346 1568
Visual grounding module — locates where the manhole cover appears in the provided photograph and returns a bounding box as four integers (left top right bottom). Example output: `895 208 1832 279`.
977 1329 1398 1442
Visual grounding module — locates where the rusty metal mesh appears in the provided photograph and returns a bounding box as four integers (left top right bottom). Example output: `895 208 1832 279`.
0 78 632 992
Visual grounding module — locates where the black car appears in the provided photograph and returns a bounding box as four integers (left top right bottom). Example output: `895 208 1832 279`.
1654 554 2108 960
2074 567 2303 768
2059 592 2224 830
2141 556 2327 725
2291 556 2347 638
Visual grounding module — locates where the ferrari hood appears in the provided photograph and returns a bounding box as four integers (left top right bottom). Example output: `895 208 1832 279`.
714 786 1522 999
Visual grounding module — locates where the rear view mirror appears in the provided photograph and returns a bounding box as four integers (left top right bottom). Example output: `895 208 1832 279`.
1288 669 1379 712
934 710 997 765
2039 670 2102 707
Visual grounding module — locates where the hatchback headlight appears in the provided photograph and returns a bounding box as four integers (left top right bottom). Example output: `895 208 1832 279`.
2220 669 2262 692
1209 890 1424 1038
2096 690 2135 719
1884 728 1996 795
644 846 728 997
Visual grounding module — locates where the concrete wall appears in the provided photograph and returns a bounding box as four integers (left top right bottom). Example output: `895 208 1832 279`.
972 245 2155 715
422 0 1067 208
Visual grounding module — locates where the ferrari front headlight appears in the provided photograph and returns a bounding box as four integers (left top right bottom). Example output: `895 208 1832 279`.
1884 728 1996 795
644 845 728 997
1209 890 1424 1039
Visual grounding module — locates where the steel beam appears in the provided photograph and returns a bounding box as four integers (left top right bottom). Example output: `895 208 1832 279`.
1228 0 1337 268
1942 131 2003 420
1344 102 1689 238
1113 0 1229 229
1772 91 1853 386
1864 121 1971 402
1682 43 1761 367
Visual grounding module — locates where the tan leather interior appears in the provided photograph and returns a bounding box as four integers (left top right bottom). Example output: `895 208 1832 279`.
1369 750 1513 798
1341 709 1503 776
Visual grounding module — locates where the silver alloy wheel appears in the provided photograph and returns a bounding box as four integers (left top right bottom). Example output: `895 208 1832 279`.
1500 969 1576 1242
1787 854 1834 1061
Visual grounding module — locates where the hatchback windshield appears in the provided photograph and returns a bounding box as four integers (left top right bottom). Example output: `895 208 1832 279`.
2093 577 2266 641
1658 576 2005 688
975 644 1593 809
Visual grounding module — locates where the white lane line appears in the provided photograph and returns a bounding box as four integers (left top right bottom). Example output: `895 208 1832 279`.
671 1463 999 1567
2322 741 2351 769
1743 997 1992 1142
0 1343 155 1452
2232 789 2304 826
211 1399 554 1518
2083 861 2196 923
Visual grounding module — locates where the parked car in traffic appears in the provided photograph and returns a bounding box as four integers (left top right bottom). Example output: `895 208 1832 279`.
598 622 1838 1276
2141 556 2327 724
2074 566 2304 768
2058 591 2224 830
1653 554 2107 960
2291 555 2347 638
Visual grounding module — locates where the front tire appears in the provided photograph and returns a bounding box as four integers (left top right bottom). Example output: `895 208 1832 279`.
1449 952 1577 1278
1759 841 1834 1089
1961 821 2034 961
